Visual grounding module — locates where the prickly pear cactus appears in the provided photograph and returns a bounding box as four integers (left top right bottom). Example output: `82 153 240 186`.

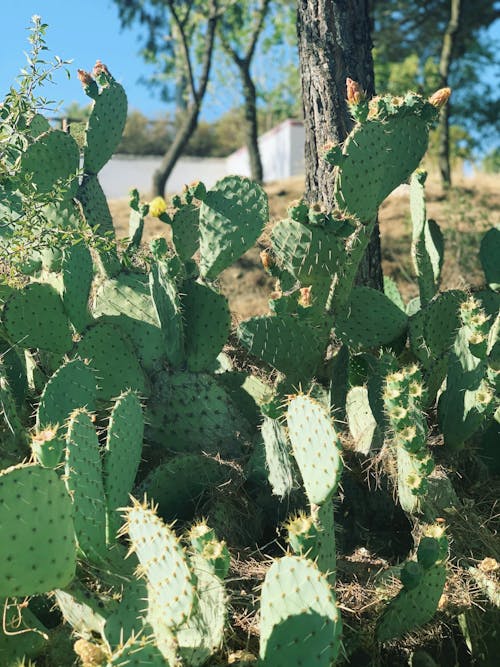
0 464 76 596
259 556 342 666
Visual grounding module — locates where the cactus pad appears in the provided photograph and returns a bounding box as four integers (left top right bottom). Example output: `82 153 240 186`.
480 227 500 292
286 394 343 505
259 556 342 666
182 280 231 372
61 243 94 332
65 409 107 560
103 390 144 541
261 417 294 498
199 176 268 279
2 282 73 353
20 129 79 196
75 319 147 400
0 463 76 596
77 174 115 236
84 82 128 175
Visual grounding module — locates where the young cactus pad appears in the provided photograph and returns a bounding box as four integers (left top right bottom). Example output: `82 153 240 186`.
259 555 342 666
286 394 343 505
0 464 76 596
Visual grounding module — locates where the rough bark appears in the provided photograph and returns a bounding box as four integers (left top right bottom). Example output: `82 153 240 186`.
297 0 383 290
438 0 461 189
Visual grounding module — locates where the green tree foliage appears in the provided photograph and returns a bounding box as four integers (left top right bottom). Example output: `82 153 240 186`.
482 145 500 172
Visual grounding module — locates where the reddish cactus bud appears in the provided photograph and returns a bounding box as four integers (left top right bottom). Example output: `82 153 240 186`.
77 69 94 87
93 60 111 78
298 286 312 308
429 87 451 108
346 78 366 105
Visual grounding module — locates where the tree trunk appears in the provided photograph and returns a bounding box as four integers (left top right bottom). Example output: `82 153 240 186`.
152 103 200 196
297 0 382 291
240 63 264 183
438 0 461 189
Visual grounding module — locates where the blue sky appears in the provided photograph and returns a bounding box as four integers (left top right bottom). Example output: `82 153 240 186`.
1 2 170 117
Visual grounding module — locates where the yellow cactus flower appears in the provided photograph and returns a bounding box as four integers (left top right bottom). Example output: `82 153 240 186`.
149 196 167 218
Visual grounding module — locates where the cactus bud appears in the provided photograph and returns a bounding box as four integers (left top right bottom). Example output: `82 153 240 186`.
73 639 107 666
93 59 113 86
260 249 275 272
346 78 365 105
77 69 98 99
298 286 313 308
429 87 451 108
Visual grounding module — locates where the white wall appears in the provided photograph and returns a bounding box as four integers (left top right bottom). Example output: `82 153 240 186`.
99 155 227 199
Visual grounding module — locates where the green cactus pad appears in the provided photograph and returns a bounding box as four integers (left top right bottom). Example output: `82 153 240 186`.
146 371 249 456
0 603 48 664
286 394 343 505
107 636 170 666
138 454 234 522
480 227 500 291
182 280 231 372
35 358 96 467
61 243 94 332
376 562 447 642
2 282 73 353
335 286 408 349
171 203 200 261
199 176 269 279
261 417 294 498
0 364 26 459
149 261 185 368
271 218 343 284
124 498 196 629
104 578 148 650
335 96 437 221
346 386 379 455
54 582 113 638
93 273 166 372
176 552 226 666
65 409 107 560
259 556 342 666
84 82 128 174
0 463 76 596
238 314 330 378
104 390 144 541
410 172 444 304
384 275 406 311
20 129 80 196
0 342 27 409
75 319 147 401
77 173 115 236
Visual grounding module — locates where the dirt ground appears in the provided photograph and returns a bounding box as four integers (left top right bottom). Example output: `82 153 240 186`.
108 170 500 319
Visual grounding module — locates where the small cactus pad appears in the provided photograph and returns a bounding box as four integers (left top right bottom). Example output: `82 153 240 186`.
0 463 76 596
335 286 408 349
54 582 112 638
2 282 73 353
61 243 94 332
107 636 170 665
149 261 185 368
376 562 447 641
259 556 342 666
123 498 196 630
65 409 107 560
480 227 500 292
238 315 330 379
84 81 128 175
287 394 343 505
171 203 200 261
103 578 148 650
346 386 378 455
103 390 144 541
199 176 269 279
77 173 115 236
74 319 147 401
181 280 231 372
20 129 80 196
35 358 96 467
93 273 166 372
261 417 294 498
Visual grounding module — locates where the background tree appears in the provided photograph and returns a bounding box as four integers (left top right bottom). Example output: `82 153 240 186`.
217 0 272 182
371 0 500 185
113 0 220 195
297 0 382 289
